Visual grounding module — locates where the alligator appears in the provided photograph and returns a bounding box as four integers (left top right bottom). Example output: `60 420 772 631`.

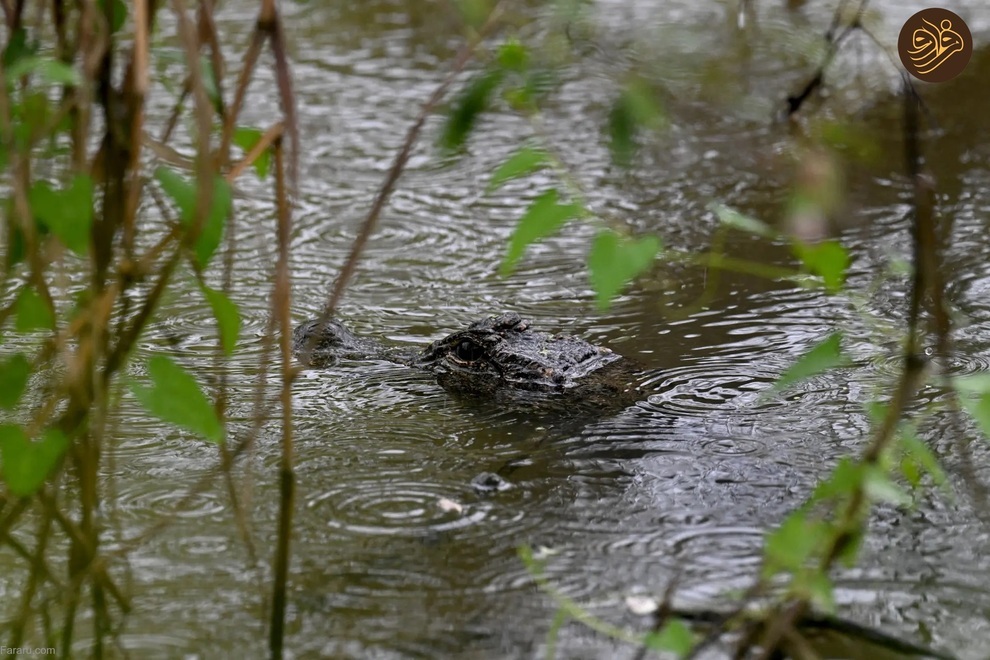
292 312 641 406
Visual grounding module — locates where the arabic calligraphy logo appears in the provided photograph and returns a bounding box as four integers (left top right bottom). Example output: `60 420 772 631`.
898 8 972 82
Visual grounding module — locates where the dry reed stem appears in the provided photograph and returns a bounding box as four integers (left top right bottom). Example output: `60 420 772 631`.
159 81 190 144
170 0 216 262
296 1 506 368
143 132 197 169
269 133 295 659
250 0 298 193
8 511 53 648
121 0 150 258
218 29 265 165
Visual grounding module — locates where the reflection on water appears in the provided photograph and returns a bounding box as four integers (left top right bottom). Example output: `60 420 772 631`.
4 0 990 657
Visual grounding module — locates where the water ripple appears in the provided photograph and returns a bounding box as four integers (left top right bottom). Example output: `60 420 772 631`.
307 477 497 536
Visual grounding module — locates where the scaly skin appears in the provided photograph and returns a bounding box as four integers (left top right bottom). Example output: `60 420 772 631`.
293 312 641 405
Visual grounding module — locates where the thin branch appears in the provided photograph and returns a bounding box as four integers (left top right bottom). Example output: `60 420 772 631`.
296 1 507 368
268 133 295 659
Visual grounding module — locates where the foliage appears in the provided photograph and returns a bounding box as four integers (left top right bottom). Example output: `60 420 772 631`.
0 0 977 658
432 5 973 659
0 426 68 497
0 0 296 655
130 356 225 443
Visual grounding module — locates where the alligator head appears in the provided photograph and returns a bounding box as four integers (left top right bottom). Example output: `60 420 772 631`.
412 313 624 395
293 312 638 402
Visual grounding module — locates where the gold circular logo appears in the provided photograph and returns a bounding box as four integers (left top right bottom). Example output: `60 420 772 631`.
898 8 972 82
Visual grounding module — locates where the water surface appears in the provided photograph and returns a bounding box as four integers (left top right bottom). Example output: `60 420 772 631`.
5 0 990 657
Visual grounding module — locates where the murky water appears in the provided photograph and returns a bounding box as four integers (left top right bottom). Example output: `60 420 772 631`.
4 0 990 657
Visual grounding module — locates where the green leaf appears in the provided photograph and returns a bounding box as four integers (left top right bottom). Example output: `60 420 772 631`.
454 0 491 28
200 285 241 355
804 572 836 613
496 39 528 72
864 400 888 424
14 93 50 145
900 453 921 489
232 126 271 179
155 168 232 268
961 393 990 442
587 230 660 310
836 526 863 567
772 333 848 395
29 175 93 255
863 465 911 506
130 355 223 442
98 0 128 33
0 353 30 410
487 145 548 192
643 619 694 655
440 68 503 152
4 217 26 268
505 68 556 110
15 287 54 332
887 255 913 277
2 28 35 70
608 78 665 166
194 176 231 267
5 57 81 86
764 511 824 575
156 167 195 218
811 457 862 501
899 431 949 493
713 203 777 238
953 374 990 395
501 189 581 275
0 426 68 497
200 56 222 113
793 240 848 293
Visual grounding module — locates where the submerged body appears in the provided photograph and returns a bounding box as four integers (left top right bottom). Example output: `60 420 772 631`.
293 312 640 406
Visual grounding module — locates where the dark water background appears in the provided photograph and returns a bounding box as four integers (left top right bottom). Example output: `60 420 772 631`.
3 0 990 657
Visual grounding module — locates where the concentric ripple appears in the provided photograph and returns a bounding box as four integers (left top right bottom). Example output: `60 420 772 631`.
638 358 847 418
307 478 495 536
867 347 990 383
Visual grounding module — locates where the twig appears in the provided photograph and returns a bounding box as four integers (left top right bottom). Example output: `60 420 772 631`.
296 1 507 368
226 121 283 183
268 133 295 659
784 0 870 117
170 0 216 265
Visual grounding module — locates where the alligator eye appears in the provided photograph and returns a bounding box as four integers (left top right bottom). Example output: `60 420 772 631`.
454 340 485 362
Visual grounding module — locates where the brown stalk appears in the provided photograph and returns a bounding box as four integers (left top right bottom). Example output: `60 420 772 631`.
121 0 152 259
110 386 283 556
143 132 197 169
211 65 277 566
268 134 295 659
264 6 299 193
102 249 181 384
159 81 190 144
73 0 101 174
0 61 58 325
184 0 262 569
9 510 55 649
217 29 265 166
6 0 23 30
170 0 216 263
752 74 940 660
197 0 226 118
